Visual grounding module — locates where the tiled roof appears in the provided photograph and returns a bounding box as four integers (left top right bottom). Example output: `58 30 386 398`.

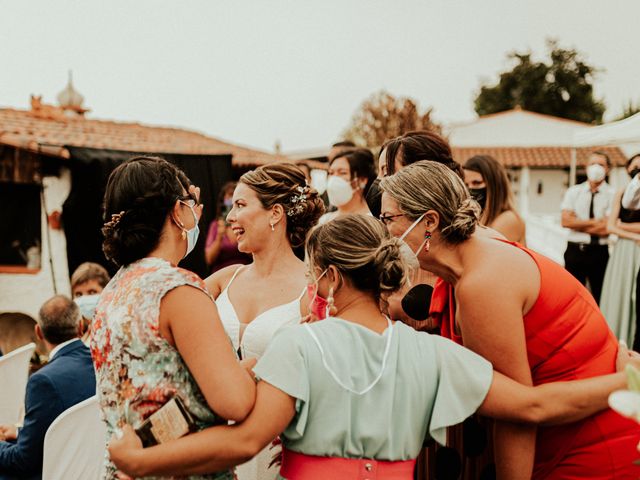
451 146 628 168
0 108 285 167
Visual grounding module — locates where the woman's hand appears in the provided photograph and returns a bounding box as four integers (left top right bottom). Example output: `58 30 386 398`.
217 219 227 237
616 340 640 372
239 357 257 381
189 185 204 221
109 425 144 477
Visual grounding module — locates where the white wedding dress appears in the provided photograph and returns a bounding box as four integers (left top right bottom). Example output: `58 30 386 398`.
216 266 305 480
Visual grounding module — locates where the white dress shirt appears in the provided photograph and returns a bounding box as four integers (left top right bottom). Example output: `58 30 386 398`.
560 181 614 245
47 338 81 361
622 175 640 210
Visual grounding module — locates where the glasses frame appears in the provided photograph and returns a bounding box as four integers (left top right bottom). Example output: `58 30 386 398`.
378 213 404 225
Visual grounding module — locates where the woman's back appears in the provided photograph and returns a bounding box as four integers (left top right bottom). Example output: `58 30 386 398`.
254 319 493 461
520 246 640 478
92 257 231 480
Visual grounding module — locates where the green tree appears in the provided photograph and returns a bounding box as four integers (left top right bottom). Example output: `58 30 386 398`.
343 90 440 148
475 40 605 124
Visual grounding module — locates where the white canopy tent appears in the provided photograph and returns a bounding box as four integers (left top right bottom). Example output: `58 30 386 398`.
568 112 640 186
574 112 640 147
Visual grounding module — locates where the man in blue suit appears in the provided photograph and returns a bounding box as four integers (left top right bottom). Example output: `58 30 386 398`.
0 295 96 480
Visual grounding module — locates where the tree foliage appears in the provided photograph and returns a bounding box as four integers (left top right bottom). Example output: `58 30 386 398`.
343 90 440 148
475 40 605 124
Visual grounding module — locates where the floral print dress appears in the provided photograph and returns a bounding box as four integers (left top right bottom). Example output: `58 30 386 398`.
91 257 234 480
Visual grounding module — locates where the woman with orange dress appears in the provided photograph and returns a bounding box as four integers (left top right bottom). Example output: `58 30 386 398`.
381 160 640 479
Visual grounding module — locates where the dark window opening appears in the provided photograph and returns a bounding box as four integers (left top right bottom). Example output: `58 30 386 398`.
0 182 41 269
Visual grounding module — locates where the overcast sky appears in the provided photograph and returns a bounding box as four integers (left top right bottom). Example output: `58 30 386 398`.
1 0 638 152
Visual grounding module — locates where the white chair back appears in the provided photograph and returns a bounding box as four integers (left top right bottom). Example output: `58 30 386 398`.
0 342 36 424
42 395 106 480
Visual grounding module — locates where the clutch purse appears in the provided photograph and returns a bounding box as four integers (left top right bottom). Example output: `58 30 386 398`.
135 396 197 447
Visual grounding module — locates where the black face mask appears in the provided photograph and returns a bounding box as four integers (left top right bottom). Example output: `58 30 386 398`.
365 178 382 219
630 168 640 179
469 188 487 211
401 284 434 321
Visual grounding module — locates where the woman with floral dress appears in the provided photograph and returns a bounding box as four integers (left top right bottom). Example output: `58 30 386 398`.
92 156 256 479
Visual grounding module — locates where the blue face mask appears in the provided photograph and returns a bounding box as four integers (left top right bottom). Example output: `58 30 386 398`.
74 294 101 320
179 201 200 259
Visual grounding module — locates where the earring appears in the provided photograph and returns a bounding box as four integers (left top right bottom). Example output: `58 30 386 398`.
327 287 338 317
270 223 275 232
424 231 431 253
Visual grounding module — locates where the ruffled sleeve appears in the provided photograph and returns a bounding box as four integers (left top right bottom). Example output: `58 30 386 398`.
253 326 310 437
428 335 493 445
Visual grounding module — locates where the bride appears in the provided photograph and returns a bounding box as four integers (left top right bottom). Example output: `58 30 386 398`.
205 163 324 480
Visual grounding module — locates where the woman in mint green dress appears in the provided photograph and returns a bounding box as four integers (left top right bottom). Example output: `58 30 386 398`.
109 215 632 480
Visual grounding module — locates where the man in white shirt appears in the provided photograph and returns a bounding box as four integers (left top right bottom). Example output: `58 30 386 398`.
561 152 614 304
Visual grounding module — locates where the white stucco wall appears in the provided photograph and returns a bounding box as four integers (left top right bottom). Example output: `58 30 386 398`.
526 169 569 215
0 169 71 318
447 110 591 147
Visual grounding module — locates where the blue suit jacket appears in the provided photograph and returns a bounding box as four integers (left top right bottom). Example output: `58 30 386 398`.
0 339 96 480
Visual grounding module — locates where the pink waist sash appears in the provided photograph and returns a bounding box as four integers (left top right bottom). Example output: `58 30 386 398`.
280 448 416 480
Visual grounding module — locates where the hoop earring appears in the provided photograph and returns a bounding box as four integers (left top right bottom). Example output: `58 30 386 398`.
270 223 275 232
424 231 431 253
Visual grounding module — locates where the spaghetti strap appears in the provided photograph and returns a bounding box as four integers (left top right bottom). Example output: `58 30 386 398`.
222 265 246 291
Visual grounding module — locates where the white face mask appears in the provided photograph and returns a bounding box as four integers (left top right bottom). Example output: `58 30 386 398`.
179 201 200 259
310 170 328 195
586 164 606 183
399 213 428 257
74 293 101 320
326 176 354 207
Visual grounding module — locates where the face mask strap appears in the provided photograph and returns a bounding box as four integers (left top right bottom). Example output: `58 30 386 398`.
399 213 426 241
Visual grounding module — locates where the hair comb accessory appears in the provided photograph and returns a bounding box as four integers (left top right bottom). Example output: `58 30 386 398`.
105 211 125 229
287 185 309 217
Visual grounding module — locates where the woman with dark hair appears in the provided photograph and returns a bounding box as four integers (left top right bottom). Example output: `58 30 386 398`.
380 161 640 479
93 156 256 480
205 181 251 273
463 155 526 243
379 130 463 178
205 163 325 480
109 214 636 480
601 154 640 349
319 148 376 223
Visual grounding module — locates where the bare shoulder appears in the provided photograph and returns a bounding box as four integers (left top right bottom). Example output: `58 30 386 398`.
457 239 537 304
204 264 246 298
491 210 525 243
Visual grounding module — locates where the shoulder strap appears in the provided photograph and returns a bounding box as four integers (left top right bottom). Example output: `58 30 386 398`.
222 265 246 292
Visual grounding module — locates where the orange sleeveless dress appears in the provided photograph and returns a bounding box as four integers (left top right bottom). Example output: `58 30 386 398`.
430 241 640 479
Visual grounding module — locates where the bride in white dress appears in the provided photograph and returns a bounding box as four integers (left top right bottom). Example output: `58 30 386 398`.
205 163 324 480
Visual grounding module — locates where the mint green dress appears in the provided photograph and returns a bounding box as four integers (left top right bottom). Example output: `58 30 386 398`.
253 318 493 477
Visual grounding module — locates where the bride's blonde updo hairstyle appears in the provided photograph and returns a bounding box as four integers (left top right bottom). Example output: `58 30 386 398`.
306 214 414 300
240 163 325 247
380 160 480 244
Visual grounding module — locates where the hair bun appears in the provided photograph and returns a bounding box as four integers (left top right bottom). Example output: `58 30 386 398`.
440 198 479 243
374 237 411 295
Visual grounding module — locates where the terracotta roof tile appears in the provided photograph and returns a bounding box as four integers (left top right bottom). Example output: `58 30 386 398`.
451 146 627 168
0 108 285 167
